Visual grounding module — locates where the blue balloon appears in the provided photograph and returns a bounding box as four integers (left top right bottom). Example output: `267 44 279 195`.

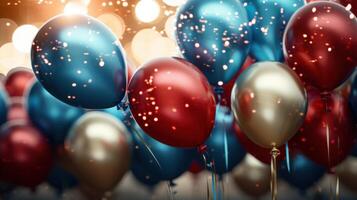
131 164 160 187
279 154 325 191
176 0 251 86
31 14 127 109
130 122 196 181
243 0 305 61
0 87 8 126
27 81 84 145
203 106 245 175
47 165 78 192
350 74 357 117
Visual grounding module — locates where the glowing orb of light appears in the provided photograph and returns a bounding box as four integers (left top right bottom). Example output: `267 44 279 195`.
97 13 126 39
0 43 26 74
163 0 187 7
135 0 161 23
165 15 176 40
12 25 39 54
64 1 88 14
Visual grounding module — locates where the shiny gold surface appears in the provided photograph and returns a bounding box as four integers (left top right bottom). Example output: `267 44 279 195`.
65 112 131 192
231 62 307 148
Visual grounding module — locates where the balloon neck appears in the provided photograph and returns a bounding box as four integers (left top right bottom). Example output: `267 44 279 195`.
214 86 224 103
270 146 280 200
198 144 207 154
320 92 331 113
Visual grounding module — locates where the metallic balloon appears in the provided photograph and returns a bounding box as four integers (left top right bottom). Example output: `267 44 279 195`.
128 57 216 147
203 106 246 174
231 62 307 148
279 154 325 191
27 81 85 146
7 98 29 122
306 0 356 15
0 86 8 126
31 14 127 109
0 121 53 188
47 164 78 192
64 112 131 192
130 121 196 181
232 155 270 197
175 0 251 86
4 67 34 97
283 2 357 91
243 0 305 62
131 163 161 187
336 157 357 191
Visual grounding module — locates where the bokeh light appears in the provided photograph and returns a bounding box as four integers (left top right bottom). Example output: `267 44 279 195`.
0 43 26 74
165 15 176 40
135 0 161 23
97 13 126 40
12 25 38 54
64 1 88 14
0 18 18 47
163 0 187 7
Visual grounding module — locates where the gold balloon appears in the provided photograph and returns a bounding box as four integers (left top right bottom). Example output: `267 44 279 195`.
231 62 307 149
64 112 131 192
233 155 270 197
336 157 357 191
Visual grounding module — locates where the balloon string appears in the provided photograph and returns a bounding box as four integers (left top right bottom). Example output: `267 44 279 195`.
285 143 291 173
270 147 280 200
326 123 331 167
132 128 174 200
336 175 340 200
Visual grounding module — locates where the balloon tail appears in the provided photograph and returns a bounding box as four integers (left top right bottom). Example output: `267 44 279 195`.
336 176 340 200
132 128 174 200
285 143 291 173
326 123 331 167
270 147 280 200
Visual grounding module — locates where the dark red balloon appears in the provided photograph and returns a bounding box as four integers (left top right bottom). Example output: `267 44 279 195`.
0 122 53 187
128 57 216 147
291 90 356 168
188 159 204 174
234 124 286 164
217 57 254 107
5 68 34 97
284 2 357 91
7 98 29 122
306 0 356 15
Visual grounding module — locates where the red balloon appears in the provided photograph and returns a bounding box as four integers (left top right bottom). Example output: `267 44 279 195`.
291 90 356 168
7 98 29 121
306 0 356 15
217 57 254 107
5 68 34 97
128 57 216 147
0 122 53 187
234 124 286 164
284 2 357 91
188 159 204 174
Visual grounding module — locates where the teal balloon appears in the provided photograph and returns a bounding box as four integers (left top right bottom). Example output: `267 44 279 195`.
176 0 251 86
279 154 325 191
131 164 160 187
47 165 78 193
243 0 305 61
0 87 8 126
204 106 245 174
350 74 357 117
130 121 195 181
31 14 127 109
27 81 84 146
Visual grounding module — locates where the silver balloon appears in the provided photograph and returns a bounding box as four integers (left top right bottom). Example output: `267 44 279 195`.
64 112 131 192
231 62 307 148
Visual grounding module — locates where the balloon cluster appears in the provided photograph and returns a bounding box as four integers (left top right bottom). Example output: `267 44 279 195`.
0 0 355 199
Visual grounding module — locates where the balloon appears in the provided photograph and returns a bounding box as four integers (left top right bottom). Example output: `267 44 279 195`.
231 62 307 148
188 159 204 175
232 155 270 197
7 98 29 122
234 124 285 164
128 57 216 147
0 122 53 187
203 106 246 174
306 0 356 15
0 86 8 126
175 0 251 86
291 90 356 168
130 121 196 181
279 154 325 191
131 164 160 187
218 57 254 107
27 81 85 146
336 157 357 191
4 67 34 97
283 2 357 92
63 112 131 192
31 14 127 109
243 0 305 62
47 164 78 192
351 75 357 117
